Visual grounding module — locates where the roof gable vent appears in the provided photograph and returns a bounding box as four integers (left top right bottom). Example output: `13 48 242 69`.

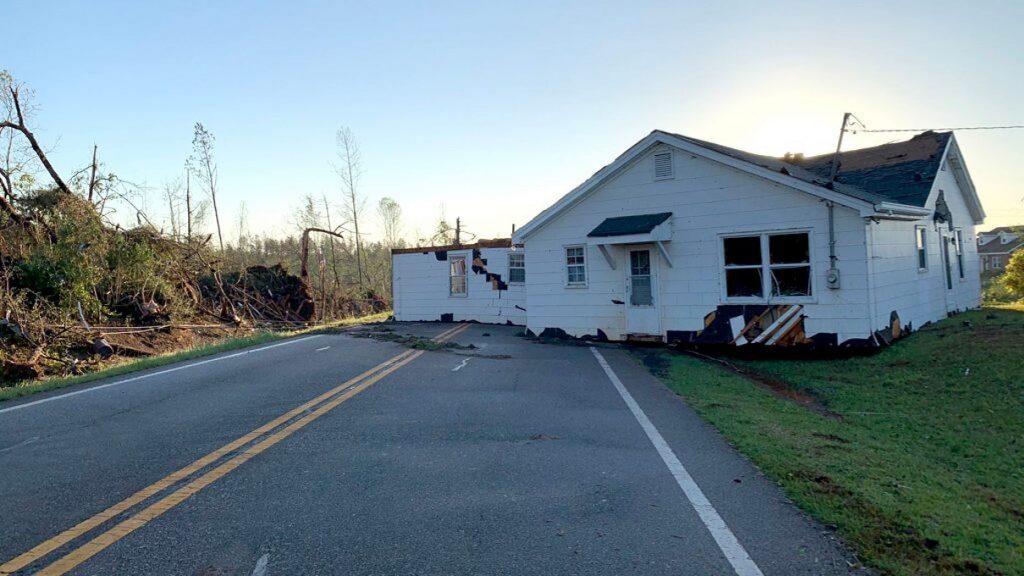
653 151 674 180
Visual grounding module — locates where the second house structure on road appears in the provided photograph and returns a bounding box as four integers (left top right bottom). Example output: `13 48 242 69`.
393 129 985 349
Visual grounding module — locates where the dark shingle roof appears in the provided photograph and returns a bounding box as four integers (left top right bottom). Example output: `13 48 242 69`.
657 129 953 208
587 212 672 237
977 236 1023 255
790 131 952 207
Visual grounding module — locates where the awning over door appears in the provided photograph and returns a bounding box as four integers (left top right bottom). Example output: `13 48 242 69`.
585 212 673 268
587 212 672 240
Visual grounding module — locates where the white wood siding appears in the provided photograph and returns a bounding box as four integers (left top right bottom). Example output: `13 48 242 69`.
392 248 526 324
523 144 873 342
866 153 982 332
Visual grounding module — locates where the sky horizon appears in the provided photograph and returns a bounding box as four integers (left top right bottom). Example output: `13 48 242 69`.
4 1 1022 244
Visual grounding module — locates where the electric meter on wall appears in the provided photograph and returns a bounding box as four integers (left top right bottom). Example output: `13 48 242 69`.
826 268 841 289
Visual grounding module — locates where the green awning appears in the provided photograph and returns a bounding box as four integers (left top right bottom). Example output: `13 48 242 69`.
587 212 672 238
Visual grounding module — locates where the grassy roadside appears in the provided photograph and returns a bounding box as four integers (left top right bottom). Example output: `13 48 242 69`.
0 312 392 403
643 306 1023 576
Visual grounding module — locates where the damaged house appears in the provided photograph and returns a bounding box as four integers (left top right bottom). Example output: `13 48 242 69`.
395 129 985 348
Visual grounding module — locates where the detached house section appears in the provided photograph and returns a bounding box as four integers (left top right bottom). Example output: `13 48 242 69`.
511 130 984 347
391 239 526 325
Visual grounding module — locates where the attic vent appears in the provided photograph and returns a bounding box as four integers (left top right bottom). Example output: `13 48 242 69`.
653 151 674 180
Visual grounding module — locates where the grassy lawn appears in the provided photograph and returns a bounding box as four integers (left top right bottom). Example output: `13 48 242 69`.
0 312 392 403
646 306 1023 576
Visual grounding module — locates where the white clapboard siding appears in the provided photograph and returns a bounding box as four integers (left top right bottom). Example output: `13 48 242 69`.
866 155 981 332
524 143 874 343
392 247 526 325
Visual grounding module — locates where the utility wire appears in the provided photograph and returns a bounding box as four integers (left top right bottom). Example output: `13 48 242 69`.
851 124 1024 133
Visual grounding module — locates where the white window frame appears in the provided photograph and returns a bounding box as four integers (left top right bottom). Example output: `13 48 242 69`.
507 251 525 284
653 151 674 180
992 256 1003 269
449 254 468 297
720 230 815 304
564 245 588 287
915 226 928 271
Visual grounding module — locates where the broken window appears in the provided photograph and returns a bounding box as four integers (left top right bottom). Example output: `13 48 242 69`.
723 236 763 298
916 226 928 270
565 246 587 285
723 232 812 299
508 252 525 283
450 256 467 295
769 233 811 297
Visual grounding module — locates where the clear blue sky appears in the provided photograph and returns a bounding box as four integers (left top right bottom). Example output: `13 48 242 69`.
4 0 1023 242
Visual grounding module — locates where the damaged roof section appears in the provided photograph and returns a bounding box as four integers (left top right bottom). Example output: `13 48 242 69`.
390 238 512 255
789 131 952 207
588 212 672 237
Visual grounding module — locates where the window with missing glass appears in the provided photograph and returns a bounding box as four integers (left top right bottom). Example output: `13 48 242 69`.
450 256 467 295
565 246 587 285
508 252 525 283
722 232 812 299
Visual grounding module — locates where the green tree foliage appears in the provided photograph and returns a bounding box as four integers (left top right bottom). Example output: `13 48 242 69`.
1000 249 1024 298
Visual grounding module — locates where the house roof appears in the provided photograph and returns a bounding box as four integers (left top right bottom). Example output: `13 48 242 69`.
789 131 952 207
587 212 672 237
979 226 1023 236
512 129 985 244
977 235 1024 255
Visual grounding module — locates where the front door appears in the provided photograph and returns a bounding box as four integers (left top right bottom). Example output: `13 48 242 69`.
626 247 661 335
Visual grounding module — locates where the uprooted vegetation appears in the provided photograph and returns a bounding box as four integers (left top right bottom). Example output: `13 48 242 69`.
0 72 389 384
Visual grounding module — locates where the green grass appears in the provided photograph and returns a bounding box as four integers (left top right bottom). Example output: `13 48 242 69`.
0 311 392 403
645 306 1024 576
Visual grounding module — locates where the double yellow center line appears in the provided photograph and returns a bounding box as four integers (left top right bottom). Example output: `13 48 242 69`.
0 323 470 576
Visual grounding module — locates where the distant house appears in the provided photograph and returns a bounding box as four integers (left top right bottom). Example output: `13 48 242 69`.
394 130 986 349
977 226 1022 273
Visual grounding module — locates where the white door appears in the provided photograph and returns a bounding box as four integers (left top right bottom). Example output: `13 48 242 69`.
625 247 661 335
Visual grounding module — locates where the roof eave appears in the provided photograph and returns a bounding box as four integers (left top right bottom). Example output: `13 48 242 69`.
871 202 932 221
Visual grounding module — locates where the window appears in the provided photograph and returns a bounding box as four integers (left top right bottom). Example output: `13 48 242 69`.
449 256 467 295
508 252 525 283
629 250 653 306
954 229 965 279
993 256 1003 269
915 226 928 270
565 246 587 285
723 232 812 299
653 151 674 179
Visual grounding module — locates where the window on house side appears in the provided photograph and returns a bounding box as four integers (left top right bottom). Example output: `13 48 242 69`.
565 246 587 285
916 226 928 270
723 232 812 299
450 256 467 295
508 252 525 283
993 256 1002 269
954 230 965 279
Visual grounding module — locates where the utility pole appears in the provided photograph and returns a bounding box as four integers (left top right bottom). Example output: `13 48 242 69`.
455 217 461 245
828 112 852 182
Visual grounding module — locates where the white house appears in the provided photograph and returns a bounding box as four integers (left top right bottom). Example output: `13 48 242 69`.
394 129 985 349
391 239 526 325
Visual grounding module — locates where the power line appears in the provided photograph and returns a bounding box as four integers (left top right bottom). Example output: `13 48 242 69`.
851 124 1024 133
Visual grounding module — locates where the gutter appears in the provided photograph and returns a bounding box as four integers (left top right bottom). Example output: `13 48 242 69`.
872 202 931 220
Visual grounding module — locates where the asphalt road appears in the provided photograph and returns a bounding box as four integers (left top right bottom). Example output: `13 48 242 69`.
0 323 862 575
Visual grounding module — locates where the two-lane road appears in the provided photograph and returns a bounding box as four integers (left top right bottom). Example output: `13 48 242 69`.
1 323 861 575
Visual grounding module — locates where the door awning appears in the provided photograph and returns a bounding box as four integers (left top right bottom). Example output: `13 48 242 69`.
585 212 674 269
587 212 672 239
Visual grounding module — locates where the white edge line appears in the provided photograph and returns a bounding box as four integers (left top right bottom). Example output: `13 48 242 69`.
315 346 331 352
0 335 323 415
590 347 764 576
